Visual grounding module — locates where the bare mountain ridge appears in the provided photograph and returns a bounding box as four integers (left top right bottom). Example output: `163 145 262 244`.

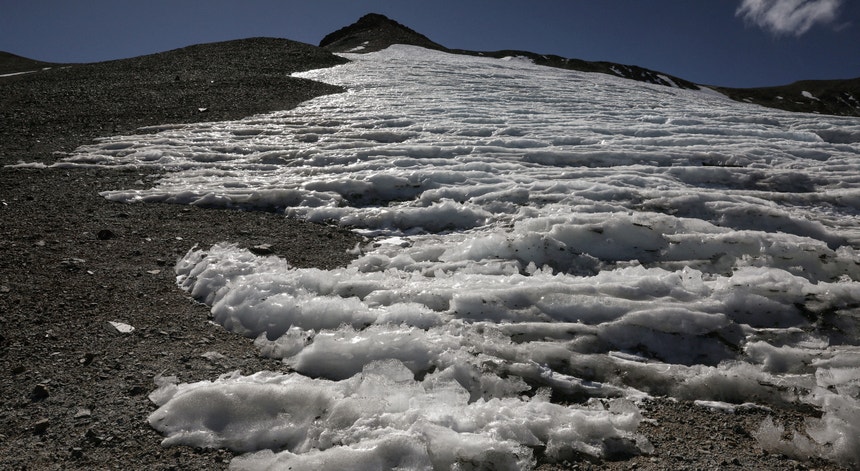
714 78 860 118
320 13 860 117
320 13 447 54
0 38 348 163
2 13 858 117
320 13 699 91
0 51 59 75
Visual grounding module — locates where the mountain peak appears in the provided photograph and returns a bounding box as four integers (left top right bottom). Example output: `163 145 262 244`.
319 13 446 53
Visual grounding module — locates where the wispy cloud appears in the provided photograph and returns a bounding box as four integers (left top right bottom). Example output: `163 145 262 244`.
736 0 844 36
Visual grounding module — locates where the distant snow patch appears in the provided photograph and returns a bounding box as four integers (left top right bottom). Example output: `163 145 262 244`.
5 161 48 169
346 41 370 53
657 74 679 88
500 55 534 64
0 70 38 78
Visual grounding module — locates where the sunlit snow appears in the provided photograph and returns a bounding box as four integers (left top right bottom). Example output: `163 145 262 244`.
60 45 860 467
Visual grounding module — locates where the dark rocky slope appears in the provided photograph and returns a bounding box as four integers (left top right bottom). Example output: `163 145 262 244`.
0 51 59 75
0 38 363 470
1 38 348 165
320 12 446 53
715 77 860 117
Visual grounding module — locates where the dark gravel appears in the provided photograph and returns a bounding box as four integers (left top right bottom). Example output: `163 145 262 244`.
0 37 347 166
0 36 849 470
0 38 362 470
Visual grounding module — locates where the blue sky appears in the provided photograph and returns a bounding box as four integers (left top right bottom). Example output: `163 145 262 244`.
1 0 857 88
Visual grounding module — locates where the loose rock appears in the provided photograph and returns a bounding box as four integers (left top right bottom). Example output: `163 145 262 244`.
30 384 49 402
32 418 50 435
106 321 135 334
97 229 116 240
249 243 275 255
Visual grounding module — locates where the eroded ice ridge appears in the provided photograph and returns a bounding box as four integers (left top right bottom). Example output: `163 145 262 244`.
63 46 860 467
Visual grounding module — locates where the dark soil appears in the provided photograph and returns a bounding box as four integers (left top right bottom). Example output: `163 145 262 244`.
0 167 363 470
0 36 849 470
0 38 362 470
0 37 347 167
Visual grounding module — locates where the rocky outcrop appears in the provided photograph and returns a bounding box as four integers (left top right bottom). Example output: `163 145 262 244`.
715 78 860 117
320 13 446 53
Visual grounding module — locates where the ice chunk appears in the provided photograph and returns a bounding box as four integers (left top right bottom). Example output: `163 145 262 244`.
149 361 650 467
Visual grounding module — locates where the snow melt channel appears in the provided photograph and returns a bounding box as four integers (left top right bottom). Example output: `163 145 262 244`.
62 45 860 468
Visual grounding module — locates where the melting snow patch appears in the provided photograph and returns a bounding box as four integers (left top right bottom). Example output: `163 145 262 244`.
55 45 860 468
656 74 678 88
500 55 534 64
149 361 652 468
5 161 48 169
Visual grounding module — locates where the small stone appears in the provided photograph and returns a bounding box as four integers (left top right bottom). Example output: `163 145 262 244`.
74 408 92 419
80 353 95 365
0 285 9 294
96 229 115 240
33 418 50 435
128 385 148 396
85 428 103 445
30 384 49 402
106 321 135 334
60 257 86 270
11 365 25 374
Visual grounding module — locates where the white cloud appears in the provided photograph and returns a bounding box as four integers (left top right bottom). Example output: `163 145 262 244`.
736 0 844 36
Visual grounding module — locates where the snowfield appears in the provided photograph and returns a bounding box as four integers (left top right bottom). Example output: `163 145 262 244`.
60 45 860 468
